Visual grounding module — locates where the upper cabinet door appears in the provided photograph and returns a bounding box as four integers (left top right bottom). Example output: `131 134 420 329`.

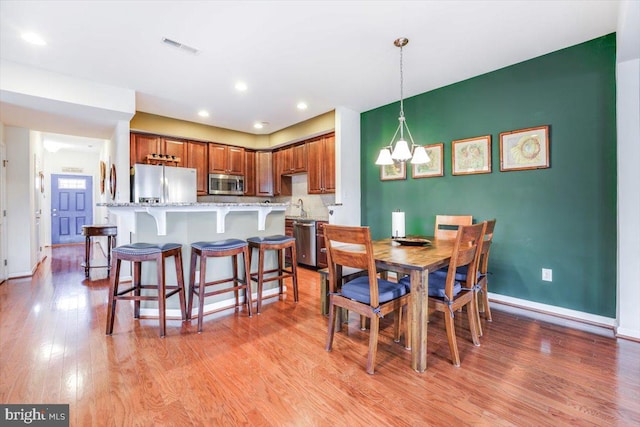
209 144 245 175
244 150 256 196
187 141 208 195
292 143 308 173
163 138 188 166
227 146 245 175
256 151 273 196
322 133 335 192
130 133 161 166
307 132 335 194
209 144 228 174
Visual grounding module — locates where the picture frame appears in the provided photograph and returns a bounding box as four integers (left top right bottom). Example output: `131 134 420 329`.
499 125 550 171
380 162 406 181
38 171 45 193
451 135 492 176
99 161 106 194
412 143 444 178
109 164 117 200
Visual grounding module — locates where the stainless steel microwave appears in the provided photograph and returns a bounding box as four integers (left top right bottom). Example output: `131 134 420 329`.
208 173 244 195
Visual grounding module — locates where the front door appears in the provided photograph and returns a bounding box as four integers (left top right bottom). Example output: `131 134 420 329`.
51 174 93 244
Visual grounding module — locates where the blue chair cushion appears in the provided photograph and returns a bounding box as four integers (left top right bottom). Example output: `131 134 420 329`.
192 239 247 252
399 273 461 298
113 242 181 256
247 235 295 244
341 276 407 304
431 265 480 282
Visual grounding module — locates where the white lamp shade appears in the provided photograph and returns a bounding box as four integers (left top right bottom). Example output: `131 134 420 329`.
391 139 412 161
410 146 431 164
375 148 394 165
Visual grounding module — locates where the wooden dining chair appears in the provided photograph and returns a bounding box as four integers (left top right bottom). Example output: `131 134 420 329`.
402 222 485 366
476 219 497 324
434 215 473 240
324 225 410 374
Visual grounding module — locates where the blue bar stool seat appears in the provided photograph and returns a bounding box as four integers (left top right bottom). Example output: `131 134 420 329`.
187 239 253 333
246 235 298 314
106 242 187 337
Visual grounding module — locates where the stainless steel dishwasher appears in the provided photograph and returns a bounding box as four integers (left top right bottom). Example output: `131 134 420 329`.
293 219 316 267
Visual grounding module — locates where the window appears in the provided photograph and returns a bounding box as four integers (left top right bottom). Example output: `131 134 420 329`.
58 178 86 190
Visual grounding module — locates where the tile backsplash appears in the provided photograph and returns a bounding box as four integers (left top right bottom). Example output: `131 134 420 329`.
197 174 334 220
285 175 333 219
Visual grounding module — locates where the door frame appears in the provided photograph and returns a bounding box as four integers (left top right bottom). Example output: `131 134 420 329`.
50 173 93 245
0 143 7 282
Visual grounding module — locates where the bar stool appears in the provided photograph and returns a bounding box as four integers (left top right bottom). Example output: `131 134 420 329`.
247 235 298 314
81 224 117 278
106 242 187 337
187 239 253 333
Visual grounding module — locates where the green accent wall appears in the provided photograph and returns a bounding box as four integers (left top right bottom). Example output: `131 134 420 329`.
361 34 617 317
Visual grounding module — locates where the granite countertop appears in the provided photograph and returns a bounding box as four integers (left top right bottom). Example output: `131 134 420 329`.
99 202 289 207
285 215 329 222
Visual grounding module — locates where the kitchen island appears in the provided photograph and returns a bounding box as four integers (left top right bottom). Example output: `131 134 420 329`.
100 202 289 319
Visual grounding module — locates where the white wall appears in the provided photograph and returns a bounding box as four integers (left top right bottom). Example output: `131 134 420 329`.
1 59 135 122
329 107 361 226
5 126 34 277
616 0 640 340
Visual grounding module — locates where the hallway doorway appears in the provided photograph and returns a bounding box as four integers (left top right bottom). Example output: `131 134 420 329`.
51 174 93 244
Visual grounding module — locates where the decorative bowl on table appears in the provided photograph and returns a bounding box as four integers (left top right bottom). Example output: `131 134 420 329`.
391 236 432 246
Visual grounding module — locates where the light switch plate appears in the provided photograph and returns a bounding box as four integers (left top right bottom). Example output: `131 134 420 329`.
542 268 553 282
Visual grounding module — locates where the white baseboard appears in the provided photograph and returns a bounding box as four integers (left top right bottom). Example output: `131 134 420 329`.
489 292 616 327
488 292 618 338
615 327 640 341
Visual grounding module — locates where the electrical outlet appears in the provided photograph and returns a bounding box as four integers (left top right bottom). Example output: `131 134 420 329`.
542 268 553 282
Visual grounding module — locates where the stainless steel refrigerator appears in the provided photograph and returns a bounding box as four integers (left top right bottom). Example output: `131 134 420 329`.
131 164 197 203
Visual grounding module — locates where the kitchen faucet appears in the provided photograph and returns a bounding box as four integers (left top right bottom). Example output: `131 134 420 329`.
298 198 307 218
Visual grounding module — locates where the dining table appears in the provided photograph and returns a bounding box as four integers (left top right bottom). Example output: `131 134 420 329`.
371 237 455 373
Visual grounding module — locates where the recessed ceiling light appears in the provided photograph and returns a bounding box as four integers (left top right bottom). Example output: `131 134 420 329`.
198 110 209 117
21 32 46 46
297 102 308 110
235 81 248 92
254 122 269 129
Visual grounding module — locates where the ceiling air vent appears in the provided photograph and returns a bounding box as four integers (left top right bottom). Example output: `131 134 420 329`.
162 37 200 55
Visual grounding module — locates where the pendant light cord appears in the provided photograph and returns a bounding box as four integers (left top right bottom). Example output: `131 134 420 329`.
399 43 405 140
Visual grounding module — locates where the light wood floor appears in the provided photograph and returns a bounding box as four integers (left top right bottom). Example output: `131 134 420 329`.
1 244 639 426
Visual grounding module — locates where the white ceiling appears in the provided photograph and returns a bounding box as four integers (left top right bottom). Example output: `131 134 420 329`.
0 1 620 138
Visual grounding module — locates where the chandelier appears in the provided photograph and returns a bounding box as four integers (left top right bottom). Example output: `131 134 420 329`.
375 38 430 165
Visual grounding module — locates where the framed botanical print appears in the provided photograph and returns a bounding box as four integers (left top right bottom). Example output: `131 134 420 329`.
500 125 550 171
451 135 492 176
412 143 444 178
380 162 406 181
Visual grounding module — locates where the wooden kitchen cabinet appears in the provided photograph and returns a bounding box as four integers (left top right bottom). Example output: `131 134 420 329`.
280 143 307 174
307 132 335 194
187 141 208 196
292 143 308 172
130 133 187 167
273 149 292 196
209 143 245 175
163 138 188 165
244 150 256 196
256 151 273 196
285 218 294 264
316 220 328 268
130 133 159 166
